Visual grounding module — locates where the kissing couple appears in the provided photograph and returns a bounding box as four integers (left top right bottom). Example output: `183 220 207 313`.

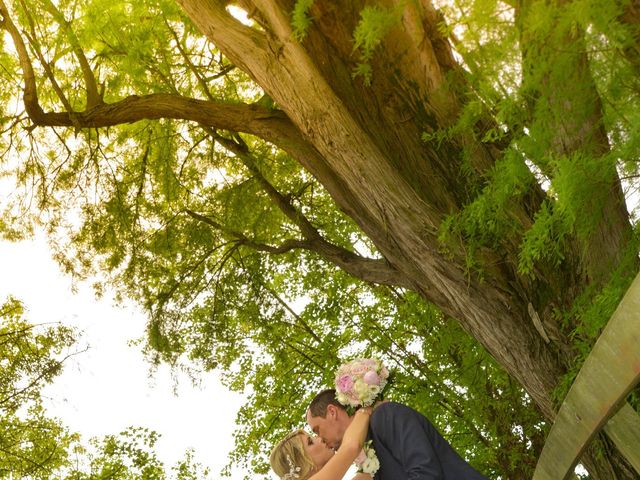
270 358 489 480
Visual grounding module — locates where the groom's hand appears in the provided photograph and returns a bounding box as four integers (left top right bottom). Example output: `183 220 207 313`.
373 399 389 410
350 473 373 480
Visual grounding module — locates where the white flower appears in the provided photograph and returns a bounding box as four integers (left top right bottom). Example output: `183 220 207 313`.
361 452 380 473
355 441 380 476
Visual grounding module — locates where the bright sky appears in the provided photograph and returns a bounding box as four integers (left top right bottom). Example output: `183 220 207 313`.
0 231 269 478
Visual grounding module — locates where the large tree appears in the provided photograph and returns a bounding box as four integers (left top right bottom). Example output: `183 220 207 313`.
1 0 639 478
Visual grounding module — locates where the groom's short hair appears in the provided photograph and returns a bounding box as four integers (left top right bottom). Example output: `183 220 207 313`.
308 388 345 418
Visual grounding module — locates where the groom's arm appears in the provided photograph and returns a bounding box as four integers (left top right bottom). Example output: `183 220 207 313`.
370 402 444 480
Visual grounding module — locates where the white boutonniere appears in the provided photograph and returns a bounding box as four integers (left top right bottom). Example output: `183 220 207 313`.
354 440 380 476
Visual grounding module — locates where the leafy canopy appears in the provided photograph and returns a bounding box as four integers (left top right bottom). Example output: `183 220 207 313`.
1 0 640 477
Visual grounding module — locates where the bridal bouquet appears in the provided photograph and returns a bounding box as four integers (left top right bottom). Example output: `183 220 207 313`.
334 357 390 410
334 358 388 477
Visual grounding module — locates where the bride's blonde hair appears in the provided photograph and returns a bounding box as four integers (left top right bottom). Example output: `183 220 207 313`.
270 430 316 479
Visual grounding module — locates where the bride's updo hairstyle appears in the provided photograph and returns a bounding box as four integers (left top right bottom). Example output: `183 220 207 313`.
270 430 316 480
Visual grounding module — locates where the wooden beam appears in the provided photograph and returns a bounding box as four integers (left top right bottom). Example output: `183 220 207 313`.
603 403 640 473
533 272 640 480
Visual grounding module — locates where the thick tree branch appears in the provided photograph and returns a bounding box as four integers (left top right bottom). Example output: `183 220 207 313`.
0 0 289 143
0 7 312 160
175 0 270 75
206 133 415 289
11 86 290 136
184 208 412 289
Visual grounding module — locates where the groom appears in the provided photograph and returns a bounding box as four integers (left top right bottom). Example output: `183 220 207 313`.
307 389 488 479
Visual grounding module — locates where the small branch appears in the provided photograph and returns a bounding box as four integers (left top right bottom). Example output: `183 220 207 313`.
186 197 411 289
165 18 216 102
261 284 322 343
184 208 310 254
66 26 101 105
39 0 103 107
154 246 220 313
18 0 74 114
0 348 82 407
211 133 322 241
212 134 414 288
0 0 45 120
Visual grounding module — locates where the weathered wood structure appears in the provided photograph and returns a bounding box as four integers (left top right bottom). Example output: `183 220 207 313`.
533 273 640 479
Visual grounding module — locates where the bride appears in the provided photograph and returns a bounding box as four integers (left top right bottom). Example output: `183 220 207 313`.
270 406 372 480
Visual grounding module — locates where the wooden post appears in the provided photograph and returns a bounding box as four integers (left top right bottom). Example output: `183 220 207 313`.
532 272 640 480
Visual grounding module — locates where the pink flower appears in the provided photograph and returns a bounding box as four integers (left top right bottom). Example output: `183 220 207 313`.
350 363 370 375
363 359 379 368
336 374 354 392
363 370 380 385
354 448 367 466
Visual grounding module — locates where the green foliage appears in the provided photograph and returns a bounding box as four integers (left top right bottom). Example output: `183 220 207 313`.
439 147 536 266
56 430 213 479
291 0 315 41
438 0 639 276
63 428 166 479
518 200 568 276
2 0 640 477
0 297 211 478
0 297 76 478
351 62 373 86
352 5 400 61
351 5 402 84
552 152 619 240
171 449 211 480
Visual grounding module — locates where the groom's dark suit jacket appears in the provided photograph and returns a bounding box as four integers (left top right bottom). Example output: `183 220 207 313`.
368 402 488 480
